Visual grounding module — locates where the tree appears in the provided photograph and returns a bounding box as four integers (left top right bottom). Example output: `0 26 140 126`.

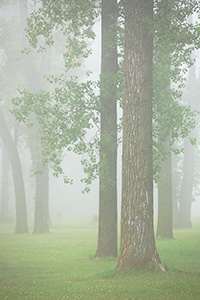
13 0 120 252
179 138 194 228
0 0 29 233
179 56 197 228
156 138 173 238
0 107 28 233
0 0 50 233
0 145 10 224
12 0 100 182
171 64 200 229
172 153 181 228
93 0 118 258
117 0 164 271
18 0 51 234
153 0 200 237
34 164 49 233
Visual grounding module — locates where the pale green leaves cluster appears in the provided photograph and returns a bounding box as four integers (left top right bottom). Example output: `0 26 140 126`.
12 0 200 188
153 0 200 181
12 75 99 189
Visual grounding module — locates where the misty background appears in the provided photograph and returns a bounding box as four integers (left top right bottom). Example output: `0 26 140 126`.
0 0 200 226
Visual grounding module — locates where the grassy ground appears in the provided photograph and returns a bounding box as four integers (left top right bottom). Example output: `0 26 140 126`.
0 222 200 300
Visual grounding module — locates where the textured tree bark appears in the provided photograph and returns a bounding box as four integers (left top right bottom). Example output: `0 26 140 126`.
156 138 173 238
179 138 194 228
33 164 49 234
93 0 118 258
117 0 164 271
0 108 28 233
0 146 10 224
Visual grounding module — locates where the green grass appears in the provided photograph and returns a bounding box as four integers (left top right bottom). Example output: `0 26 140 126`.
0 222 200 300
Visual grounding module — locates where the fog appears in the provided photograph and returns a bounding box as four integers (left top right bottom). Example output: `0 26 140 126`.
0 0 200 229
1 1 200 299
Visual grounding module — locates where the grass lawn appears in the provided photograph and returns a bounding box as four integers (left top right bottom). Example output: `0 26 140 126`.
0 222 200 300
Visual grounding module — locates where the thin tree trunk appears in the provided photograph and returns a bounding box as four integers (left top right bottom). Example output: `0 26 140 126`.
179 138 194 228
173 194 179 228
0 146 10 224
172 154 179 228
0 107 28 233
93 0 118 258
31 48 51 233
33 164 49 234
178 43 195 229
117 0 163 271
156 138 173 238
19 0 51 233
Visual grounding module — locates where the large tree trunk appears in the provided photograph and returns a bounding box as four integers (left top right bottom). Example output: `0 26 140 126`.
179 138 194 228
117 0 163 271
33 164 49 234
156 138 173 238
93 0 118 258
0 146 10 224
0 108 28 233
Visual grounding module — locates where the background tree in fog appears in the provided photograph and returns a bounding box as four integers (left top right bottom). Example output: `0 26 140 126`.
178 56 200 228
13 0 120 254
19 0 50 233
0 145 10 224
172 60 200 229
153 0 200 238
0 108 28 233
0 0 53 233
0 0 29 233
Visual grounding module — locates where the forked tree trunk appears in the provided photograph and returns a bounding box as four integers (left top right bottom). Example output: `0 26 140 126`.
0 146 10 224
33 164 49 234
0 108 28 233
93 0 118 258
156 138 173 238
117 0 163 271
